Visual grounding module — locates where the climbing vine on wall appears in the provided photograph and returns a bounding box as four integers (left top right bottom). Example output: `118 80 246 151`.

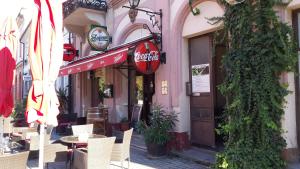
214 0 297 169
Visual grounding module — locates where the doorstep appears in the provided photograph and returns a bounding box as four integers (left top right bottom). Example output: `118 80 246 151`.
171 147 216 167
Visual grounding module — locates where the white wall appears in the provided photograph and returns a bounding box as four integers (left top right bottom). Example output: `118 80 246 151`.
281 4 299 150
282 73 298 149
174 38 190 133
124 28 151 43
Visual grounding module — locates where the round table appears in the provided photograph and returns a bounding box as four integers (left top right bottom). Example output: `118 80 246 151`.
60 134 106 145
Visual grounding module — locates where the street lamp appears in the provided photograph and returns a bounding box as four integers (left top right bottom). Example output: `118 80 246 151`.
127 0 140 23
123 0 163 49
128 0 140 9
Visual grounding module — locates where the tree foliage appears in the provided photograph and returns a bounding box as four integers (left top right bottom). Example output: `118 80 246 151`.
214 0 297 169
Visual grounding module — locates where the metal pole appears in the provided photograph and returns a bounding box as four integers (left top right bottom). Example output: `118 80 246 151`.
38 123 45 169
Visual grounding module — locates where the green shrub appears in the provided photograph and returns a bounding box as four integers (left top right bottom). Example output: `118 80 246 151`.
214 0 297 169
137 104 178 145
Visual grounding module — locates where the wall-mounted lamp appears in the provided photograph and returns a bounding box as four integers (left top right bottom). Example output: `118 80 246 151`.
128 0 140 9
123 0 163 50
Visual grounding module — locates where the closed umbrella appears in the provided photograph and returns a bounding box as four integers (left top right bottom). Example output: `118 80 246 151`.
0 16 18 118
26 0 63 168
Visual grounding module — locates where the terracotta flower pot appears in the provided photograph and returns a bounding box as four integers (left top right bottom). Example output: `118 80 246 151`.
146 143 167 157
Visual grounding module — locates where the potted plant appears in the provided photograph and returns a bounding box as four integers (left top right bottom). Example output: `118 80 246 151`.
56 87 69 114
11 99 27 127
120 117 130 131
137 104 177 157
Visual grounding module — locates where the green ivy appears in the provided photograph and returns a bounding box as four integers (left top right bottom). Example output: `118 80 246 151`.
214 0 297 169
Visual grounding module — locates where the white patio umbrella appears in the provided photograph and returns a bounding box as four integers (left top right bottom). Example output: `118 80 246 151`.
26 0 63 168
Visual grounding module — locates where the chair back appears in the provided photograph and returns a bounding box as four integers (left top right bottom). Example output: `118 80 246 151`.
72 124 94 136
26 132 52 151
122 128 133 158
44 143 68 163
88 137 116 169
0 116 13 134
0 151 29 169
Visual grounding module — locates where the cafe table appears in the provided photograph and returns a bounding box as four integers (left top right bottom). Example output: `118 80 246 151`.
0 140 25 155
60 134 106 168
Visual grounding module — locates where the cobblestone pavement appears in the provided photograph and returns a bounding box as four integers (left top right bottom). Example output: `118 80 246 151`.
27 146 209 169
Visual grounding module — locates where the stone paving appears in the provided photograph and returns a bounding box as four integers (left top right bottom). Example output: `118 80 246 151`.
27 146 209 169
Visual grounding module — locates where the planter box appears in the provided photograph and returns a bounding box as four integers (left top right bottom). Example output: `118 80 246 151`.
120 122 130 131
146 143 167 157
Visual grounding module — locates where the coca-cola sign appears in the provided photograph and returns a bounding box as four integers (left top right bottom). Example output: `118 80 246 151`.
133 41 160 74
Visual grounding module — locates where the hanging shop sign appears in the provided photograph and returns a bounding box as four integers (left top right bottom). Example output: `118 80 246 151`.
133 41 160 74
63 44 77 61
87 26 110 51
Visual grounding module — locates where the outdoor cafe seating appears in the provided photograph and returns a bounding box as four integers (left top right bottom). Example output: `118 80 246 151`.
0 127 29 169
0 116 134 169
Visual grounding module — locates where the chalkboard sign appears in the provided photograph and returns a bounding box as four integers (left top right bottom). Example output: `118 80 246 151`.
131 104 143 128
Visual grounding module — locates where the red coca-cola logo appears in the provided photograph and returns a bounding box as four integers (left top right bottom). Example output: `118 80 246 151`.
133 41 160 74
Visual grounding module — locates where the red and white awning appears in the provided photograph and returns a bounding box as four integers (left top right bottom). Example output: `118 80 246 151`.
59 47 128 76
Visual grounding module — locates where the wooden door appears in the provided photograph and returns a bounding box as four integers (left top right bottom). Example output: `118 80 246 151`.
189 35 215 147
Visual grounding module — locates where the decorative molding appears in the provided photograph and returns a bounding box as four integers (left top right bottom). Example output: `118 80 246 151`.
63 0 107 18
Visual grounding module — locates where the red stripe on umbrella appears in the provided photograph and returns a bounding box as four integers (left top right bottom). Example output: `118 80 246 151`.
0 17 18 118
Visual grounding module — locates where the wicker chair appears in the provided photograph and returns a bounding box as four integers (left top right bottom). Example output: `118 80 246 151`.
0 151 29 169
72 124 94 136
44 143 68 169
0 116 13 134
72 137 116 169
110 128 133 169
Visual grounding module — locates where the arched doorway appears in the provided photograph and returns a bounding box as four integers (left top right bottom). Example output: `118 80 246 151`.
180 1 225 148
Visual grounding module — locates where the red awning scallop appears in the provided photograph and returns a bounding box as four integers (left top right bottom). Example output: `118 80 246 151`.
59 47 128 76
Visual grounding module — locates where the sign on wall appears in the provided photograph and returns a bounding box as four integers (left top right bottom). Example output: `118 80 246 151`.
162 80 168 95
133 41 160 74
63 43 77 61
87 26 110 51
192 64 210 93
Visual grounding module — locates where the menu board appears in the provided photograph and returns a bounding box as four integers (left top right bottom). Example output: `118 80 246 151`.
192 64 210 93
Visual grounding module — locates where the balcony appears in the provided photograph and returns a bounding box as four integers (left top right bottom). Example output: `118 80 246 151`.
63 0 108 40
63 0 107 19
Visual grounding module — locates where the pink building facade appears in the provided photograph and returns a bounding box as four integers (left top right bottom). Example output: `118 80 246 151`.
60 0 299 160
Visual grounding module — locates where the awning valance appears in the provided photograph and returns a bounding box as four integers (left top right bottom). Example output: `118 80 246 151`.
59 47 128 76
